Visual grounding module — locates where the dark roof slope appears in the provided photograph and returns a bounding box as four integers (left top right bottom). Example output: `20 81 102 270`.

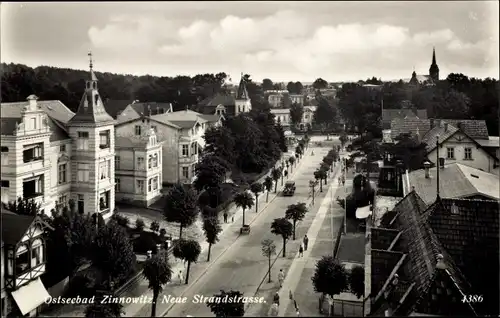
103 99 134 118
1 212 36 245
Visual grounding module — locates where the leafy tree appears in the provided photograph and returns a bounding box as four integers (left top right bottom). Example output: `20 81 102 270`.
270 218 293 257
322 156 334 172
91 220 137 289
313 78 329 89
206 289 245 317
295 145 303 158
172 239 201 284
263 176 273 202
313 97 337 129
194 155 230 192
271 168 281 193
85 294 124 318
250 182 263 212
349 265 365 299
285 202 308 240
262 78 274 91
143 251 172 317
290 103 304 126
309 180 319 205
233 191 254 227
8 197 42 215
164 184 199 239
314 169 326 192
312 256 348 306
288 156 296 172
203 127 236 166
203 217 222 262
261 239 277 283
287 81 296 94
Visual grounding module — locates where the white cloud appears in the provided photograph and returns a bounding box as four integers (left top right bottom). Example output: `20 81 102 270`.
88 10 495 81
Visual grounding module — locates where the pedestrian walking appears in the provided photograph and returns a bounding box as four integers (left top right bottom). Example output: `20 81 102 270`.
298 244 304 257
342 176 345 186
223 212 228 223
284 170 288 178
338 177 341 185
273 292 280 306
303 235 309 251
278 269 285 287
270 302 279 316
289 290 293 300
231 216 234 223
177 270 184 284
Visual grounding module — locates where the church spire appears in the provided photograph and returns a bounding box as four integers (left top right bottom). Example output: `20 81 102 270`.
236 73 249 100
432 47 437 65
429 46 439 82
68 52 114 125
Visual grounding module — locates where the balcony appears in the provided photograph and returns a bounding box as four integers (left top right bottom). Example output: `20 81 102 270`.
23 177 44 200
179 154 198 164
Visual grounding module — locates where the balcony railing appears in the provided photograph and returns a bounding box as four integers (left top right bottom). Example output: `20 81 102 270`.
23 156 43 163
99 144 110 149
23 192 44 200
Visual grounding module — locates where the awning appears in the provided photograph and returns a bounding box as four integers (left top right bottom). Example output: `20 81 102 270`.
11 278 51 315
356 205 372 219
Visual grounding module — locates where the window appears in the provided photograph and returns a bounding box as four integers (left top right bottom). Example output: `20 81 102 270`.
136 180 145 194
137 157 145 170
16 246 30 274
99 191 110 211
182 145 189 157
115 178 121 192
115 156 120 170
153 176 158 191
148 155 152 169
446 147 455 159
464 148 472 160
31 118 37 129
99 160 110 180
1 180 9 187
58 195 67 207
77 163 90 182
153 153 158 167
99 130 110 149
1 146 8 152
1 147 7 165
135 125 141 136
182 167 189 179
31 239 43 267
59 144 66 152
23 177 43 198
148 178 152 192
58 164 67 184
23 143 43 163
77 131 89 150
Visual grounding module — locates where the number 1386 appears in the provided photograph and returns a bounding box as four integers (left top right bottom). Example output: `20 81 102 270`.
461 295 483 303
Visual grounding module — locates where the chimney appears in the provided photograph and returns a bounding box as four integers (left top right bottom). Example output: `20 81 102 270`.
430 118 434 128
424 161 431 178
444 122 448 132
436 254 446 270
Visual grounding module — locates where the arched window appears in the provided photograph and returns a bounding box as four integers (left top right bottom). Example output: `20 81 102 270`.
94 94 99 105
86 82 91 89
16 244 29 273
31 238 44 267
93 82 97 89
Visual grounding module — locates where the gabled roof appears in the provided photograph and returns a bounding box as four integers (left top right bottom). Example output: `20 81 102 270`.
407 163 499 205
442 119 489 140
103 99 135 119
1 100 72 140
198 93 236 108
421 123 459 153
130 102 173 117
166 120 197 129
198 114 220 123
1 212 37 245
391 118 489 141
390 118 431 139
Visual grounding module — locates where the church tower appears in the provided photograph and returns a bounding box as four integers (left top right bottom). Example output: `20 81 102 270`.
429 47 439 82
67 52 116 219
235 73 252 116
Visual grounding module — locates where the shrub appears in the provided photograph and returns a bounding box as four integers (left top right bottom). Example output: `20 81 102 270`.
135 218 145 232
112 214 130 228
150 221 160 233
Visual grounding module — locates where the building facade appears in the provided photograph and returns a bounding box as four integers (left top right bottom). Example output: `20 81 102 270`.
115 121 163 207
270 106 317 131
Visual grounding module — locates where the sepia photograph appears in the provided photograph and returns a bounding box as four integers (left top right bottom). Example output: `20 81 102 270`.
1 1 498 317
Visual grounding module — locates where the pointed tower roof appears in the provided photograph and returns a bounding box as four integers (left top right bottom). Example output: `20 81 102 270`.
68 52 114 125
432 47 437 65
236 73 249 100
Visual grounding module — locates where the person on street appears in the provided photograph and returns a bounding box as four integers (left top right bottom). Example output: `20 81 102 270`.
284 170 288 178
177 270 184 284
270 302 279 316
298 244 304 257
278 269 285 287
342 176 345 186
223 211 228 223
311 150 314 155
273 292 280 306
338 177 341 185
303 235 309 251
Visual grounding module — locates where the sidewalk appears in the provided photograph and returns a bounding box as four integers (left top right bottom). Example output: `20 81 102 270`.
125 150 307 317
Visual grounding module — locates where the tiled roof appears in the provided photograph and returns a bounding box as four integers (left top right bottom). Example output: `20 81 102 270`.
421 124 459 153
166 120 197 129
1 212 36 245
442 119 489 140
68 79 114 124
371 249 404 296
103 99 135 118
390 118 431 139
199 93 236 108
130 102 173 117
198 114 220 122
407 163 499 205
1 100 72 140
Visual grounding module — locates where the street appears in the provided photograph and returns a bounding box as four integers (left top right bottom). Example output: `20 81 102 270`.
161 142 339 317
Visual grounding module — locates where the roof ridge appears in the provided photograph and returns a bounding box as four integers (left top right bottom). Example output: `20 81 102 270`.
454 163 477 193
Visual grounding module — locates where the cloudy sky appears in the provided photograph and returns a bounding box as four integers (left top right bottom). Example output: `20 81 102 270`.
1 1 498 82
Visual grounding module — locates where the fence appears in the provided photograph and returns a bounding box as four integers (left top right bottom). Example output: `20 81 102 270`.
331 299 364 317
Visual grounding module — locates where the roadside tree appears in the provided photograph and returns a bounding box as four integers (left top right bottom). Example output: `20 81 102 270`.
270 218 293 257
173 239 201 284
250 182 264 212
206 289 245 317
233 191 254 227
143 251 172 317
203 216 222 262
261 239 277 283
164 184 199 240
285 203 308 240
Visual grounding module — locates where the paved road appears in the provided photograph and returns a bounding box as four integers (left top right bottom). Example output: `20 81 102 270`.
162 146 334 317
